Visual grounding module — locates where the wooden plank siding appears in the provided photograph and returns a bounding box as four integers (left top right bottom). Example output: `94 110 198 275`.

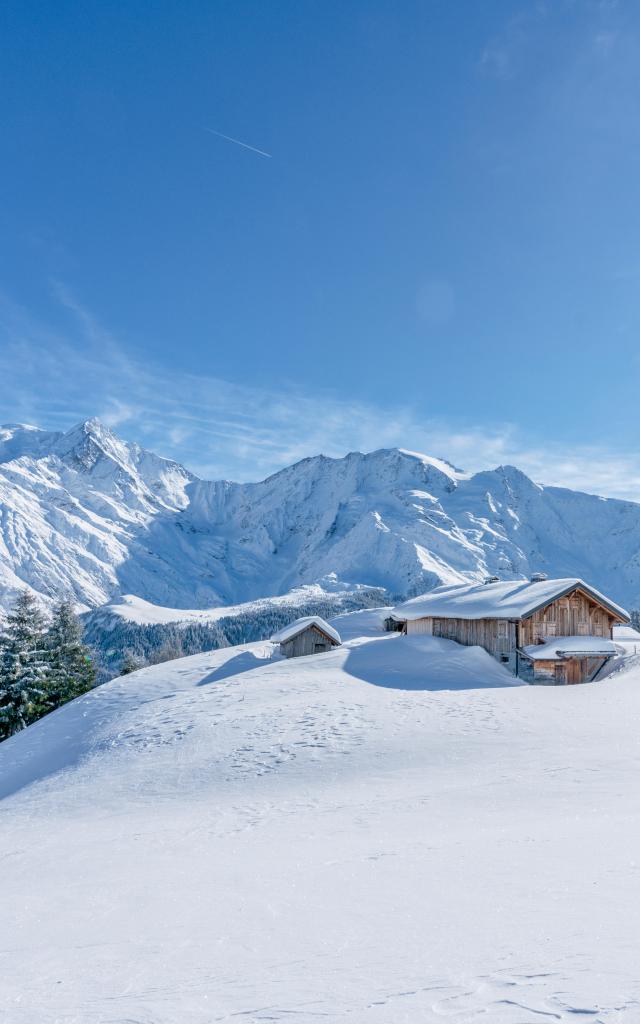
518 589 614 645
531 655 608 685
407 589 616 649
404 585 620 684
406 615 517 657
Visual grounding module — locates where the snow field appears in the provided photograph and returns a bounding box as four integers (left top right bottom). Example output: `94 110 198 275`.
1 613 640 1022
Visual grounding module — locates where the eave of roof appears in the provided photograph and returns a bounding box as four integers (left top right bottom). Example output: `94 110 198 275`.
521 635 617 661
270 616 342 645
520 582 629 624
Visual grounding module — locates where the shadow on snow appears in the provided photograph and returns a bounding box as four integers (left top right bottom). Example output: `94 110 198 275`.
196 649 277 685
343 635 521 692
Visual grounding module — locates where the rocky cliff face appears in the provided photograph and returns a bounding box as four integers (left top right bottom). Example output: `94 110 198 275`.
1 419 639 612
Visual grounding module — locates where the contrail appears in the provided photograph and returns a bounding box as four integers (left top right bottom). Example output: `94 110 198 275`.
204 127 271 158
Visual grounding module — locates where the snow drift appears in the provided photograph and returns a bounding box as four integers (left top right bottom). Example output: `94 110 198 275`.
1 614 639 1021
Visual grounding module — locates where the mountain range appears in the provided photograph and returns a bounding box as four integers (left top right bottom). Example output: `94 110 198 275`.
1 417 639 615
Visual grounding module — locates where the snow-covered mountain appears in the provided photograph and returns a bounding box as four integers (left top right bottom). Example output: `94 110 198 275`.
2 417 640 613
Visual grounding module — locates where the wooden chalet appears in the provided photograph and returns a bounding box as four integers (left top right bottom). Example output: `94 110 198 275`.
271 616 341 659
390 576 629 684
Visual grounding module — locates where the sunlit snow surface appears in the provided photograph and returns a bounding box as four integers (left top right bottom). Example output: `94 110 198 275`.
2 609 640 1023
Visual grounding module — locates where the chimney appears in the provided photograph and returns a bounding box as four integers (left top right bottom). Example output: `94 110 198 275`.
483 575 500 585
529 572 548 583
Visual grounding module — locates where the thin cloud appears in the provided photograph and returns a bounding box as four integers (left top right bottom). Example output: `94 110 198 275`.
204 127 271 159
99 399 137 429
479 0 625 82
2 288 640 500
479 10 538 80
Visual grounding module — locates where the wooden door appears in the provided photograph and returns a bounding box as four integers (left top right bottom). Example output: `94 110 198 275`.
566 659 582 684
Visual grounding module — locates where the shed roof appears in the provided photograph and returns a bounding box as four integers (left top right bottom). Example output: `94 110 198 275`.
391 578 629 624
521 636 617 661
271 616 342 646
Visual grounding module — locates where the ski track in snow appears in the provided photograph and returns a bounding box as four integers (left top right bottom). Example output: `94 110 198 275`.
2 616 640 1022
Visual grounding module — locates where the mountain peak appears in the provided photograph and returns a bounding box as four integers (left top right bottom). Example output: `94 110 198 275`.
52 418 128 471
66 417 115 442
261 446 466 494
396 448 467 480
0 421 42 433
0 422 62 464
0 416 638 613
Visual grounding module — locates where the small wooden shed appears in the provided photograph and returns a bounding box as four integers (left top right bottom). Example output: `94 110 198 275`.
271 616 342 659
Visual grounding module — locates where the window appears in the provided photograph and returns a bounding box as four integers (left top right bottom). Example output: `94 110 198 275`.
496 620 509 652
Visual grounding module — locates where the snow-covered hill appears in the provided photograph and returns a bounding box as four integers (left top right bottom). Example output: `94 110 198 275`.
2 417 640 613
2 616 640 1021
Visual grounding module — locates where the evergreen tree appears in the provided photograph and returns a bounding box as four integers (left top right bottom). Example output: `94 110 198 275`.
120 650 145 675
0 591 48 740
41 599 96 712
148 636 184 665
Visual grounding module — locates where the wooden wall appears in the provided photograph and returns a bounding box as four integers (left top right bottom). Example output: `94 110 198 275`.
279 625 337 659
519 590 615 646
404 586 619 684
406 587 616 652
406 615 517 656
531 655 608 685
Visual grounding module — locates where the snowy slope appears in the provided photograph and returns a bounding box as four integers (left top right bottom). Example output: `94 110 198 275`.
2 627 640 1022
81 584 387 680
2 418 640 613
84 582 380 628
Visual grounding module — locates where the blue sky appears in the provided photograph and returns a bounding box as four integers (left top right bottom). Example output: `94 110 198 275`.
2 0 640 496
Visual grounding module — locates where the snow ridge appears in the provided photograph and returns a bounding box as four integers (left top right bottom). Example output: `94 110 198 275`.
1 419 640 612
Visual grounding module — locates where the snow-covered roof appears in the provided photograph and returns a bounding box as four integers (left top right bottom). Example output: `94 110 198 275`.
392 578 629 623
521 636 617 661
271 616 341 646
